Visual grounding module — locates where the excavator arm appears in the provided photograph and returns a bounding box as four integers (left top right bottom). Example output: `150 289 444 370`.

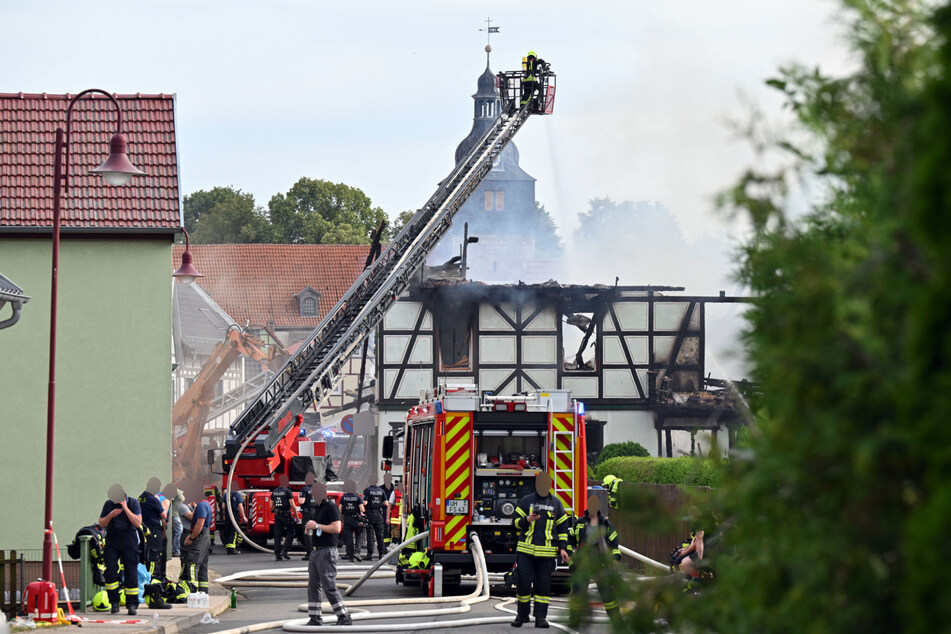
172 325 280 482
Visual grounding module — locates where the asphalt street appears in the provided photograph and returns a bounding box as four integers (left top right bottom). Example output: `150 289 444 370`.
190 542 614 634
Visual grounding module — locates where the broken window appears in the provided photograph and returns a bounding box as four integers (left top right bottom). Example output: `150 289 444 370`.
561 309 598 373
435 304 475 371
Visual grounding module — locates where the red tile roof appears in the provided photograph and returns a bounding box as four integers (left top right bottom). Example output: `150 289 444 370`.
173 244 372 331
0 92 180 233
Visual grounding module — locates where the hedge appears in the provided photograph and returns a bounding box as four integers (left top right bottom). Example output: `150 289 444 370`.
594 456 722 487
594 441 650 465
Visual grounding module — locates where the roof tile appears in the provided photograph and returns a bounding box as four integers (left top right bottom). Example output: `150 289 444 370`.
0 92 180 232
172 244 372 332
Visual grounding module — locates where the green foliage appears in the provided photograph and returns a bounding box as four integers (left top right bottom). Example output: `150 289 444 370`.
531 201 563 251
653 2 951 633
389 209 416 237
184 187 273 244
267 178 388 245
595 457 721 487
595 441 649 465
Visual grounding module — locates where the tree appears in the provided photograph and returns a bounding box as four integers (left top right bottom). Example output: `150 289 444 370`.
389 209 416 237
683 2 948 632
567 2 951 631
267 178 388 245
531 201 563 252
576 198 681 247
185 187 273 244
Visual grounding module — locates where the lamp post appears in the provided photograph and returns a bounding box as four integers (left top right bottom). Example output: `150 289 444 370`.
43 89 145 583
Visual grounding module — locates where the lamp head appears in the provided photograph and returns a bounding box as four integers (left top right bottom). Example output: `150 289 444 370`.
90 133 144 186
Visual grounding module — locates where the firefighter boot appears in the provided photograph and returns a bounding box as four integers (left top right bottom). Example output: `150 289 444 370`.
511 600 530 627
146 584 172 610
533 601 550 628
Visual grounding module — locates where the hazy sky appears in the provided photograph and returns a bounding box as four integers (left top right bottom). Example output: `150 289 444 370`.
4 0 851 377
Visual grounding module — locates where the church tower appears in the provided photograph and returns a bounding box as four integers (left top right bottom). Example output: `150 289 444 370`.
431 45 561 283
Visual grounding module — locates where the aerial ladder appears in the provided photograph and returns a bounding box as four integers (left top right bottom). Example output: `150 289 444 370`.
222 64 557 481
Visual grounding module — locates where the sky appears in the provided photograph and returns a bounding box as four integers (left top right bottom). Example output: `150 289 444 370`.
3 0 852 378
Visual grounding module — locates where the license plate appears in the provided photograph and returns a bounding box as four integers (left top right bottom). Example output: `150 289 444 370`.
446 499 469 515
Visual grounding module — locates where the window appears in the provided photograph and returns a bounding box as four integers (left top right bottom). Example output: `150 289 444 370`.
301 297 317 316
561 308 598 373
495 191 504 211
484 191 493 211
436 305 476 371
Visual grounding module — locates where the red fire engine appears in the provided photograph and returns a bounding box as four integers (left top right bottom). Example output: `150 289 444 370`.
392 384 587 595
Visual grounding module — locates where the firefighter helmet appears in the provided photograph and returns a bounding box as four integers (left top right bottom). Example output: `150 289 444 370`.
92 591 111 611
602 474 617 486
527 50 537 58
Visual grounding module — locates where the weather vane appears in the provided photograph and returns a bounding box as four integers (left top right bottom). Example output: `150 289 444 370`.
479 17 500 48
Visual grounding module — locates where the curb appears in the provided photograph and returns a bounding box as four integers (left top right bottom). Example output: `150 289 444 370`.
157 596 231 634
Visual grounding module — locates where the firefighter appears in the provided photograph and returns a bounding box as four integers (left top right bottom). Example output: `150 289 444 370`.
304 482 352 627
387 478 403 547
298 472 318 560
362 478 388 560
178 479 212 596
98 483 143 616
520 51 545 109
602 474 623 510
339 480 364 562
137 477 171 609
398 507 422 567
271 474 298 561
567 495 621 627
511 473 570 629
221 486 248 556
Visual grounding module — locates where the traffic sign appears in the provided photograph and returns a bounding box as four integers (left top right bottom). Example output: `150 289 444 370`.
341 414 354 434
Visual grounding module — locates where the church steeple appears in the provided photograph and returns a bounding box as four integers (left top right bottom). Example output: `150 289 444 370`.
454 45 502 165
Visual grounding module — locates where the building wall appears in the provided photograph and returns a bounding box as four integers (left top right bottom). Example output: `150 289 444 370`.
0 237 172 550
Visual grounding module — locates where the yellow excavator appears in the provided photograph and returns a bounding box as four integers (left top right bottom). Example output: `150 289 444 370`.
172 325 285 482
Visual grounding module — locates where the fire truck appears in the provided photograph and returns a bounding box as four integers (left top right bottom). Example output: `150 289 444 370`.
392 384 586 595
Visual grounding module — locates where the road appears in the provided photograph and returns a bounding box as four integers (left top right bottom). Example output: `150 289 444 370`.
191 543 613 633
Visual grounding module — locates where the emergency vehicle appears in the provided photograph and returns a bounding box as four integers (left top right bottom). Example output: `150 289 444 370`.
391 384 586 595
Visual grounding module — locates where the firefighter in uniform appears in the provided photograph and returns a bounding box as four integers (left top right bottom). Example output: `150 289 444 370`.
521 51 545 109
271 475 298 560
567 496 621 627
221 487 248 555
98 483 143 616
388 480 402 547
511 473 569 629
362 479 388 560
137 477 171 609
298 473 318 560
179 480 212 595
304 482 352 626
601 474 623 510
339 480 364 562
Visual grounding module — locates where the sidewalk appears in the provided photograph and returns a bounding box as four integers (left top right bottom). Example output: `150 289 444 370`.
66 559 232 634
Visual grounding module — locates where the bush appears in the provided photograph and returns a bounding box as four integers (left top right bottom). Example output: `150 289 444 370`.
595 456 721 487
595 441 649 465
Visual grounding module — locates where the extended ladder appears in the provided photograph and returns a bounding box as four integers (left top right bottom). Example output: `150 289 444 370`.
224 65 556 465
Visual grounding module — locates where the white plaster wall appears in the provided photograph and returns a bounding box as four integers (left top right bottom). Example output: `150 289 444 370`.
590 409 659 456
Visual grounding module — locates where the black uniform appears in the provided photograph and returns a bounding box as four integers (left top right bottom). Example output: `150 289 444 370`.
306 499 350 625
299 487 318 559
100 496 143 612
339 492 363 560
137 490 166 605
271 486 296 559
568 511 621 624
362 485 387 559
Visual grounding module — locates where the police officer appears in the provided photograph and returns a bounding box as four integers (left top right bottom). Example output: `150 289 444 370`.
362 478 388 560
339 480 364 562
298 473 318 560
98 483 143 616
221 487 248 556
271 474 298 561
511 473 569 629
138 477 171 609
567 495 621 627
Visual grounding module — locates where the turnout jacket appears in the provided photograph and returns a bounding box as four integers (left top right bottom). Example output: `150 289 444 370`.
513 492 569 558
569 511 620 560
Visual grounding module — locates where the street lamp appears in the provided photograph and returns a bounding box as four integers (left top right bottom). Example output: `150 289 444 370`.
43 89 145 583
172 228 203 283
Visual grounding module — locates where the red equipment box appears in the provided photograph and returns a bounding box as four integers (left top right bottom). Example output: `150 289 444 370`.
23 580 58 622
